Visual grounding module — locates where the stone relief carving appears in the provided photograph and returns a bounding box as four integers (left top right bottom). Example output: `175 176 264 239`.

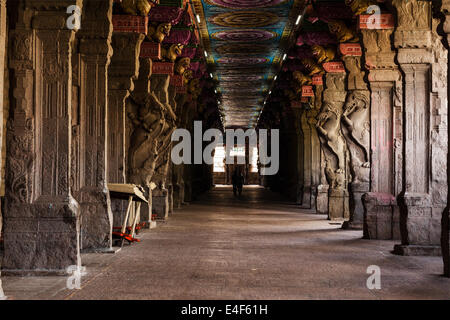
148 22 172 43
128 92 166 187
162 43 184 62
316 102 348 176
311 45 336 64
342 90 371 184
328 20 359 43
392 0 430 30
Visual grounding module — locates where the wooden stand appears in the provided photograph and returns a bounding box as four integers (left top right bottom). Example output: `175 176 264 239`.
108 184 148 247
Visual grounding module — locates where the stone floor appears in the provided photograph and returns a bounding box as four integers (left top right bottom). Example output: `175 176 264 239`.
1 186 449 300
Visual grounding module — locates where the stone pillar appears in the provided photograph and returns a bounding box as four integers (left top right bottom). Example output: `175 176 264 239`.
392 0 448 256
340 44 370 229
442 0 450 277
358 18 403 239
0 0 6 298
316 71 350 221
74 0 114 252
3 0 82 273
300 109 312 208
150 73 176 220
307 84 323 211
312 84 329 214
107 31 144 227
127 58 163 225
291 107 304 205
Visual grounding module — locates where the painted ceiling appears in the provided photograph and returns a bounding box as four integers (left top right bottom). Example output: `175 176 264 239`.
193 0 304 128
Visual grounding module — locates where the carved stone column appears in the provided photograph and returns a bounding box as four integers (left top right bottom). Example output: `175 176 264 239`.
392 0 447 256
0 0 6 298
107 31 144 227
74 0 114 252
300 108 312 208
340 44 370 229
442 0 450 277
150 73 176 220
312 84 329 214
306 84 323 211
127 58 165 225
358 18 403 239
316 71 350 221
3 0 82 273
291 107 304 205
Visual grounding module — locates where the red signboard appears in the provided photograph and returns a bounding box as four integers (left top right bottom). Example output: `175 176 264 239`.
302 86 314 97
170 74 184 87
112 15 148 35
339 43 362 57
358 14 394 30
312 75 323 86
323 62 346 73
152 62 174 75
140 42 161 60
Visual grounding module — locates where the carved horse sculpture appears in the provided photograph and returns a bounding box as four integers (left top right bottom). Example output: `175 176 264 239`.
316 102 348 173
341 91 370 168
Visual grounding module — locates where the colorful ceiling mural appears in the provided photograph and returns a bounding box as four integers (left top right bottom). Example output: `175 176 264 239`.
192 0 304 128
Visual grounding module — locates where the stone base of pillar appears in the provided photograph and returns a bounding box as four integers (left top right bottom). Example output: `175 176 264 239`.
343 182 369 230
296 184 303 205
168 185 173 214
153 188 169 220
301 186 312 209
393 244 442 256
184 183 192 203
361 192 400 240
173 183 185 209
397 193 441 255
2 197 80 274
77 187 113 252
328 189 350 221
310 186 318 211
443 207 449 277
0 274 6 300
316 184 329 215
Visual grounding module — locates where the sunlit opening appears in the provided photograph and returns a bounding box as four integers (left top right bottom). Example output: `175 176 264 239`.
213 145 226 173
251 147 259 173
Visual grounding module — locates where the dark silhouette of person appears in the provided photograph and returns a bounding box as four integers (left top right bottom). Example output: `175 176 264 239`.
232 168 244 196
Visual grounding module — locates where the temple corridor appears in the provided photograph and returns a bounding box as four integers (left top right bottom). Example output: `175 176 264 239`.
2 186 448 300
1 0 450 302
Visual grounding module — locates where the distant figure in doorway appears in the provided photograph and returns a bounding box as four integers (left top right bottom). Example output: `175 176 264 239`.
232 168 244 197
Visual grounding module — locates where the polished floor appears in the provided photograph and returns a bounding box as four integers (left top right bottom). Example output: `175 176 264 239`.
2 186 449 300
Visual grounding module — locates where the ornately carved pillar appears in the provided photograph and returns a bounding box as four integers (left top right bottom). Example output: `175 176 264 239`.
150 73 176 219
307 84 322 211
291 107 304 205
0 0 6 297
392 0 448 256
442 0 450 278
340 43 370 229
107 31 144 227
3 0 82 273
317 70 350 221
75 0 114 252
300 108 312 208
359 17 403 240
108 32 144 184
